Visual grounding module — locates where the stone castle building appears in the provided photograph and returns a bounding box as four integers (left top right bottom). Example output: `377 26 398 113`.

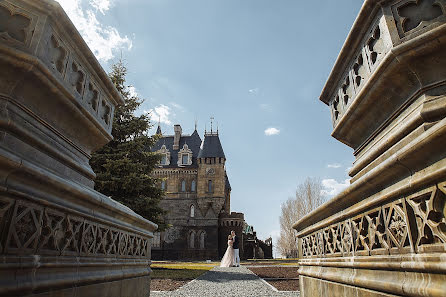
150 123 272 260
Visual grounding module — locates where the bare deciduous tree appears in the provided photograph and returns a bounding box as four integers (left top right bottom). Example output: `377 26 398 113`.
277 178 325 258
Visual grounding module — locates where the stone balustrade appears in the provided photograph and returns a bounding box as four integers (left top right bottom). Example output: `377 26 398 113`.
294 1 446 296
323 0 446 173
0 0 117 134
0 0 157 296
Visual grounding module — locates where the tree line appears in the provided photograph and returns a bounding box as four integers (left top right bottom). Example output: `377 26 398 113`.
277 178 326 258
90 60 167 230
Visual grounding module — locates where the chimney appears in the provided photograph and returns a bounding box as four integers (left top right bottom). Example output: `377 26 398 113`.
173 124 182 150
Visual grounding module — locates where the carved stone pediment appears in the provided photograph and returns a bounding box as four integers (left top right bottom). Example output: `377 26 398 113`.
177 143 193 166
157 144 171 166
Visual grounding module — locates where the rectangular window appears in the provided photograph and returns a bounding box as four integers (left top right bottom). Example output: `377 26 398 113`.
208 180 212 193
160 154 167 165
182 154 189 164
161 180 166 190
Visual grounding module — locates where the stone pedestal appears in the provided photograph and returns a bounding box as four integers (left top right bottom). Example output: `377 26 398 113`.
0 0 157 296
293 1 446 296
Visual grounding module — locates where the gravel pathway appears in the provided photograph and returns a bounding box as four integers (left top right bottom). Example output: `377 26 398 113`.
151 266 299 297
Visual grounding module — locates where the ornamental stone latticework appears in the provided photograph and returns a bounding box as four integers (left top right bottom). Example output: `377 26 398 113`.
0 0 157 296
293 1 446 296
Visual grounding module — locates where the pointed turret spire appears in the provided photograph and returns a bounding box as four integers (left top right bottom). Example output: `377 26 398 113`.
155 117 162 135
156 125 162 135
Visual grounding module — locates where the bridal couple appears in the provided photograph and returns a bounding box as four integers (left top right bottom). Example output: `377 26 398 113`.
220 230 240 267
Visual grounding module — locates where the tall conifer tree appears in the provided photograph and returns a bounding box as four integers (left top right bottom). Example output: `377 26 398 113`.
90 60 166 230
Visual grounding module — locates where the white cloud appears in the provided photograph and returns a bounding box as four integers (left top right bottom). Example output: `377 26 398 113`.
264 127 280 136
321 178 350 197
146 104 171 125
170 102 185 111
327 163 341 168
57 0 132 62
89 0 111 14
248 88 259 94
260 103 271 111
127 86 138 98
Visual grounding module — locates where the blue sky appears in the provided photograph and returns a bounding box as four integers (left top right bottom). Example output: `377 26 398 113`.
58 0 363 255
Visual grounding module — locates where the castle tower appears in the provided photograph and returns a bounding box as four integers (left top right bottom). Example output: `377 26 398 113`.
218 212 244 258
196 130 230 217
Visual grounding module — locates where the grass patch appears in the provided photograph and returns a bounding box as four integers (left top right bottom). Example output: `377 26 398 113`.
151 262 216 280
152 262 217 270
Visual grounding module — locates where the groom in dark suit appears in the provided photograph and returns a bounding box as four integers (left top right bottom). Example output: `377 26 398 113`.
231 230 240 267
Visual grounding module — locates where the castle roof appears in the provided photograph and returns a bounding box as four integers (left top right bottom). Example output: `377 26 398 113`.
151 129 202 168
198 133 226 159
225 174 231 191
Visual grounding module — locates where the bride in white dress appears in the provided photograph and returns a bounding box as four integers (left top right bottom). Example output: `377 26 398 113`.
220 235 234 267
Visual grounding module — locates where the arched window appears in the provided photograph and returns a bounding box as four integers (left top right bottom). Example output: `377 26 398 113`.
161 180 166 190
181 180 186 192
190 205 195 218
189 231 195 249
199 231 205 249
208 180 212 193
191 180 196 192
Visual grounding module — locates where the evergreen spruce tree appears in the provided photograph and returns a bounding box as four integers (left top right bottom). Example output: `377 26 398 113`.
90 60 166 230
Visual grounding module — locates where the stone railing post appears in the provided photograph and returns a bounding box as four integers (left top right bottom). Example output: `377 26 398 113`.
294 1 446 296
0 0 157 296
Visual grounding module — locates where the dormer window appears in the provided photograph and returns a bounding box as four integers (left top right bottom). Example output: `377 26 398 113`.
157 144 170 166
177 143 193 166
182 154 189 165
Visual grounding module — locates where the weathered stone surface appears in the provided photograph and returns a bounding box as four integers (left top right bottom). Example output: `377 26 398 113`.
294 1 446 296
0 0 157 296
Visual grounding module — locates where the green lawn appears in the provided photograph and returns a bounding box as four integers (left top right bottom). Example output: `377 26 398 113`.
151 261 217 280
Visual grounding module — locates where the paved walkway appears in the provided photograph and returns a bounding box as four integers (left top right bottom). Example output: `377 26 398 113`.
151 266 299 297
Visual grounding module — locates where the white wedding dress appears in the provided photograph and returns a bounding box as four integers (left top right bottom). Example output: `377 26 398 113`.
220 239 234 267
